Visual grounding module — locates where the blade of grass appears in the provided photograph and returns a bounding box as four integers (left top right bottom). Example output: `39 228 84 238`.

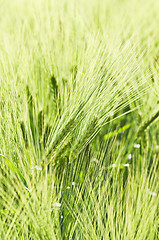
0 154 28 188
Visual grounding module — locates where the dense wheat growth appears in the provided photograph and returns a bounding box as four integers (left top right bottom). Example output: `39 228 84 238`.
0 0 159 239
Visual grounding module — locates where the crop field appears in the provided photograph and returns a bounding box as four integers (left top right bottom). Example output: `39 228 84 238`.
0 0 159 239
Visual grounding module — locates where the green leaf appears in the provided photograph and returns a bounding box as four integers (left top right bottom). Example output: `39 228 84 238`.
104 123 132 140
0 154 28 188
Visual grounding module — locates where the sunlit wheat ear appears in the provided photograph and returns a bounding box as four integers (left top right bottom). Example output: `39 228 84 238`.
69 116 99 161
47 117 76 157
23 86 47 159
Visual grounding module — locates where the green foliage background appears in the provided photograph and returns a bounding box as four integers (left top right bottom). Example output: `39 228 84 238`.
0 0 159 239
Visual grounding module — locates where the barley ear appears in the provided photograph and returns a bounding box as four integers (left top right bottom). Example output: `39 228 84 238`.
137 109 159 148
50 75 58 100
38 109 44 140
26 85 36 145
43 123 51 149
137 109 159 137
20 121 28 149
